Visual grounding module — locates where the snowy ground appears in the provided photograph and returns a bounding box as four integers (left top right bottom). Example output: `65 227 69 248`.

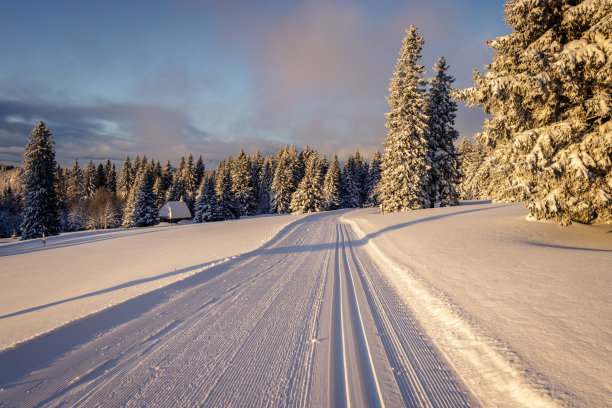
0 214 308 350
343 201 611 408
0 211 473 407
0 203 609 407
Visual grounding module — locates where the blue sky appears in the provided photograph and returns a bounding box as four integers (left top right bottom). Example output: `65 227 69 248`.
0 0 509 167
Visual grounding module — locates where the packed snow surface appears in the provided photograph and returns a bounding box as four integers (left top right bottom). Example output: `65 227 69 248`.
343 201 611 407
0 203 609 407
0 214 307 350
0 212 473 407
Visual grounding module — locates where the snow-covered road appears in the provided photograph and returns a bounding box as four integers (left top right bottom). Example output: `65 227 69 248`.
0 212 473 407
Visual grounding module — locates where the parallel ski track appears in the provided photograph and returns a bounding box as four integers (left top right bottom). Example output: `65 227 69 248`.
342 223 473 407
0 212 475 407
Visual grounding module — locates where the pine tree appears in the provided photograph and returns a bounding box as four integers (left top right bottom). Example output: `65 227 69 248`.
20 121 60 239
458 0 612 225
166 157 186 202
366 150 382 207
67 158 84 204
130 168 159 227
215 160 240 219
194 175 225 222
232 149 257 216
251 151 263 213
290 151 323 213
104 159 116 193
195 155 205 190
340 156 361 208
83 160 97 198
353 149 368 206
379 26 430 213
95 163 105 190
322 154 342 210
55 164 69 230
425 56 461 207
258 156 275 214
184 153 197 198
272 146 299 213
117 156 132 200
161 160 174 195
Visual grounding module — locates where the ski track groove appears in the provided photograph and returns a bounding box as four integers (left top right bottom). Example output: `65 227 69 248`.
343 223 473 408
0 212 475 407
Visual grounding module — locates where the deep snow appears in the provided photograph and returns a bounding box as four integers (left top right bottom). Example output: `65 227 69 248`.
342 201 611 407
0 202 609 407
0 214 307 350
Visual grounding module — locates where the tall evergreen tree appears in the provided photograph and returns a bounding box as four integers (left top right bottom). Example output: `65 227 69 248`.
160 160 174 195
166 157 186 202
195 155 205 190
290 151 323 213
194 175 224 222
425 56 461 207
366 150 382 207
95 162 105 190
458 0 612 225
272 146 299 213
340 156 361 208
67 158 84 204
258 156 275 214
83 160 97 198
104 159 116 193
322 154 342 210
379 26 430 213
232 149 256 216
129 168 159 227
215 160 240 219
117 156 132 200
20 121 60 239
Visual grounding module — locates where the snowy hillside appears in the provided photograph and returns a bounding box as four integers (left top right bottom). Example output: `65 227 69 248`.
0 214 307 350
343 201 611 407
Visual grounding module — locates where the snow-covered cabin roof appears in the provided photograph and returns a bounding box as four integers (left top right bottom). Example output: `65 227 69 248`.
159 201 191 220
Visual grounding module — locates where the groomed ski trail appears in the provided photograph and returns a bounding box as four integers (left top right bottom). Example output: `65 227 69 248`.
0 212 474 407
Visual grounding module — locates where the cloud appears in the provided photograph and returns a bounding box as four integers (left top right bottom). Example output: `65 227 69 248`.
0 98 288 167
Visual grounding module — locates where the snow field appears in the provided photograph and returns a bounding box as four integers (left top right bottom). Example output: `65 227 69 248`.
0 214 308 351
0 211 475 407
342 202 612 407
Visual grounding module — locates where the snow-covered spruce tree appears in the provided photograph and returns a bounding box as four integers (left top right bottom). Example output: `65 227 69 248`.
55 164 70 230
258 155 275 214
195 155 205 190
194 175 225 222
365 149 382 207
104 159 116 193
83 160 97 198
183 154 197 203
251 151 263 213
215 160 240 219
232 149 257 216
67 158 84 203
379 26 430 213
290 151 323 213
129 167 158 227
20 121 60 239
340 156 361 208
425 57 462 207
322 154 342 210
272 146 300 213
95 163 105 190
166 157 186 202
458 0 612 225
117 156 132 200
160 160 174 194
